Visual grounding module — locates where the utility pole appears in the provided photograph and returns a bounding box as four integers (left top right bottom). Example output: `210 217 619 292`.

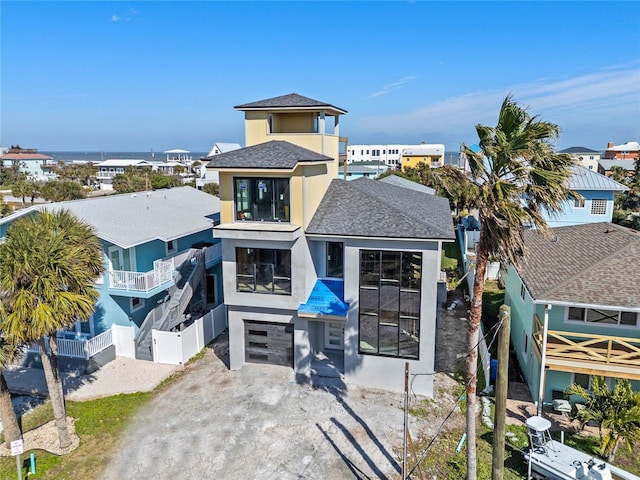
402 362 409 480
492 305 511 480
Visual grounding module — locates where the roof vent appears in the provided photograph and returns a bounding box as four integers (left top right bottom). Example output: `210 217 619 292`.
131 194 137 198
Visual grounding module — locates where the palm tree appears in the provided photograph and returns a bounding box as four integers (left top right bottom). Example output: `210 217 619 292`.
11 177 29 206
440 95 575 479
566 377 640 462
609 165 630 186
0 210 104 449
0 331 24 445
0 299 23 445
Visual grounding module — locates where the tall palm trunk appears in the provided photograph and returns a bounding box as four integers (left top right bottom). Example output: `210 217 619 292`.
38 336 71 449
466 229 489 480
0 371 21 444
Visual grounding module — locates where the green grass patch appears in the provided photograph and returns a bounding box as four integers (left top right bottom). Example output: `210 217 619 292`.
0 389 155 478
408 400 640 479
442 241 461 272
482 281 505 330
407 422 527 479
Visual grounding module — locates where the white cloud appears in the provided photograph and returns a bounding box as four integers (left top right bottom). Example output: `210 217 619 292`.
111 8 138 22
369 75 417 98
355 63 640 148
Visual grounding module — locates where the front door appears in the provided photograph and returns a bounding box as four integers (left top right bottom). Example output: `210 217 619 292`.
324 322 344 350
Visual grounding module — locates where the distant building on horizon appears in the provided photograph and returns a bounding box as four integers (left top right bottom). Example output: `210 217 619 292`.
603 141 640 160
347 143 463 170
0 146 57 181
346 144 408 167
198 142 242 188
400 144 445 170
557 146 601 171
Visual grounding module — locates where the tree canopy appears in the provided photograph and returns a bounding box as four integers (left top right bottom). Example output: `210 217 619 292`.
445 95 576 479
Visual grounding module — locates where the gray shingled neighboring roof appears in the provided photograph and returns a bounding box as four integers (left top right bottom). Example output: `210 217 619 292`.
379 174 436 195
204 140 331 170
598 159 636 171
343 165 379 173
517 222 640 309
234 93 347 114
306 177 454 240
0 187 219 249
569 165 628 191
558 146 600 154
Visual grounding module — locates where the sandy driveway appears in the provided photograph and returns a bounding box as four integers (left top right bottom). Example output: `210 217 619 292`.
99 335 452 480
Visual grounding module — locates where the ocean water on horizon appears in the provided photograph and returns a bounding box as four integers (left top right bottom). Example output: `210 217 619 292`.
41 151 210 163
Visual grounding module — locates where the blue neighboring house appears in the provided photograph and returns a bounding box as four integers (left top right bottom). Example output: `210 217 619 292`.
503 222 640 408
0 186 223 362
0 148 57 181
337 162 387 181
543 166 627 228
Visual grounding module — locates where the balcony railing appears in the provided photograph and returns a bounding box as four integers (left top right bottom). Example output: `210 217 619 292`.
108 246 220 293
26 329 113 360
204 242 222 265
533 314 640 379
97 171 125 179
109 261 173 292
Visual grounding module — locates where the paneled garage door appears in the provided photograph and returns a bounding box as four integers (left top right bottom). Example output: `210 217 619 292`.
244 321 294 367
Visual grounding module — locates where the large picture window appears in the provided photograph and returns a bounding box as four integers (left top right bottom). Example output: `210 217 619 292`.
358 250 422 359
567 307 638 327
236 248 291 295
235 178 290 222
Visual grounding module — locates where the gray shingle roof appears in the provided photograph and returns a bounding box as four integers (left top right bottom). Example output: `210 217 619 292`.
306 177 455 240
517 222 640 309
569 165 628 191
558 146 600 154
204 140 332 170
379 174 436 195
1 187 219 249
598 159 636 171
234 93 347 114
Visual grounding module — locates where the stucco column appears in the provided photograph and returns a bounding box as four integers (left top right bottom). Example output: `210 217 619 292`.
294 316 311 376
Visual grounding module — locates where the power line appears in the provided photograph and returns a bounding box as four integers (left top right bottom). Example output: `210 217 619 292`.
405 316 506 479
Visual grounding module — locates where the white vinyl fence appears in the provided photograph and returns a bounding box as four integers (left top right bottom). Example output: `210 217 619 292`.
27 328 116 360
152 304 227 366
112 325 136 358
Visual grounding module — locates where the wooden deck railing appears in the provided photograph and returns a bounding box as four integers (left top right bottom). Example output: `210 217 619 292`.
533 314 640 372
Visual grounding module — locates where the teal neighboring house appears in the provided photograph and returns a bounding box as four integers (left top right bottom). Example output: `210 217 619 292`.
0 186 223 363
0 148 57 181
504 222 640 407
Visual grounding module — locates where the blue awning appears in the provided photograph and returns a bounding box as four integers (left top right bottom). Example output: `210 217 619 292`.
298 279 349 318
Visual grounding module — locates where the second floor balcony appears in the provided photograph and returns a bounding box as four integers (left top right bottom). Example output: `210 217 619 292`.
532 314 640 380
107 244 222 295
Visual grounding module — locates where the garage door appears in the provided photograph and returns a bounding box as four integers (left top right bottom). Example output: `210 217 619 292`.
244 321 294 367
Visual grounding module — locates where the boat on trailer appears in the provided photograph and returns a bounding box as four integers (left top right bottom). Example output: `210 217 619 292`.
524 416 640 480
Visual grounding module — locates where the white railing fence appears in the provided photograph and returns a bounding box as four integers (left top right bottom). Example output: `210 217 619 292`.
109 270 160 292
109 245 221 294
152 304 227 366
112 325 136 358
26 327 115 360
85 329 113 357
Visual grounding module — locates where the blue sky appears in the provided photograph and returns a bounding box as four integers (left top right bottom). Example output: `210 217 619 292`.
1 1 639 153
